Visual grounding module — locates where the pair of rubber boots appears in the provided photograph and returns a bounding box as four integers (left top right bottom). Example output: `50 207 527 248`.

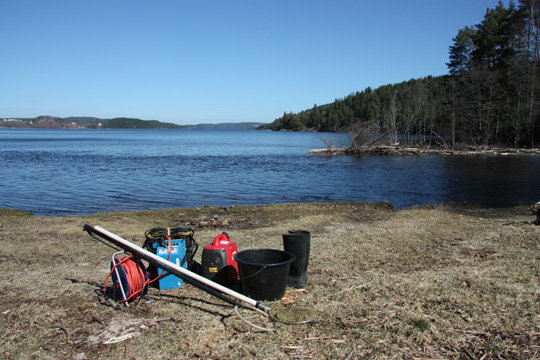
282 230 310 289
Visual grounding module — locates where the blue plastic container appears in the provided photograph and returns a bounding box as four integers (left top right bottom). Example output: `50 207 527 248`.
149 239 187 290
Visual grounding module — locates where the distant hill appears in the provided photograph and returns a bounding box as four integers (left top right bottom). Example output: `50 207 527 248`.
186 122 265 130
1 116 265 130
0 116 186 129
102 117 185 129
64 117 103 123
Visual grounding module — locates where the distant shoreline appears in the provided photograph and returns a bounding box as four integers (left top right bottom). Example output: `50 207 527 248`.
0 117 264 130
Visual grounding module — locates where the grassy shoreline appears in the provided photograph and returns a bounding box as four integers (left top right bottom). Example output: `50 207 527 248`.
1 202 539 359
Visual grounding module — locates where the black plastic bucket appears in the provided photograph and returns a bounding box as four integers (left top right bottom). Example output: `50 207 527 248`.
234 249 296 301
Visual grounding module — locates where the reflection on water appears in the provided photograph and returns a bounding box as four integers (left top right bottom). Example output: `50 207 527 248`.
440 156 539 207
0 129 539 215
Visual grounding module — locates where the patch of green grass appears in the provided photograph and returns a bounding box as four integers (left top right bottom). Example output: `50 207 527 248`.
408 317 431 332
0 207 33 216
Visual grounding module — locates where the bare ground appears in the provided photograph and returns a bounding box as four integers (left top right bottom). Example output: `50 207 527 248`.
0 202 539 359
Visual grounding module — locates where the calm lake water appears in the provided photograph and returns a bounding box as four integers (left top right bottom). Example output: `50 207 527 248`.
1 129 539 216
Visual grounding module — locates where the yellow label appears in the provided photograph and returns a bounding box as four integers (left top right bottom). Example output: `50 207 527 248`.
209 267 218 273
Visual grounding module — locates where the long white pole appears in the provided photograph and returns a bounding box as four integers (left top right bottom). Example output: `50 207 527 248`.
89 225 271 313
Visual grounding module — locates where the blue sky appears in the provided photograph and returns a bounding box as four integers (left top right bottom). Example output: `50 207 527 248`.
0 0 509 125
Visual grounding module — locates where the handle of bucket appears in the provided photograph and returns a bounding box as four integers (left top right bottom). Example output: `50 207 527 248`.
213 233 230 246
239 265 269 281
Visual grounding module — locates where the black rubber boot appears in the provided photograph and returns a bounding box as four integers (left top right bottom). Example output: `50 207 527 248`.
282 230 310 289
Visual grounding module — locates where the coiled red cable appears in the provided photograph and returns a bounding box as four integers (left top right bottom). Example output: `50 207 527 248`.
105 255 149 303
104 236 172 303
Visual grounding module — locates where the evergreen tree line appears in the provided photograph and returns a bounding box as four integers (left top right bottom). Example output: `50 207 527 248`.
260 1 540 148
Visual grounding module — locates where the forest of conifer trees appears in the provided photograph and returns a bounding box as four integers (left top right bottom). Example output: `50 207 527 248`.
260 0 540 149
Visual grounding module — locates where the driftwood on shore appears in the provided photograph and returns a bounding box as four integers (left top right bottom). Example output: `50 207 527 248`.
309 145 540 157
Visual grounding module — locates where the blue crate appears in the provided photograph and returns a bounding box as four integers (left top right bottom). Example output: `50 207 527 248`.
149 239 186 290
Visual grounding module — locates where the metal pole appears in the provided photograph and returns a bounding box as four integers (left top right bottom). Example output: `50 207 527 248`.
111 251 130 306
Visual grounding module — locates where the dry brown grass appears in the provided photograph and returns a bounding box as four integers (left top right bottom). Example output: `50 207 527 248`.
0 202 539 359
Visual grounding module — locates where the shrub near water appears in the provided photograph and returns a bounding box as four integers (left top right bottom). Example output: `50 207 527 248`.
0 202 539 359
